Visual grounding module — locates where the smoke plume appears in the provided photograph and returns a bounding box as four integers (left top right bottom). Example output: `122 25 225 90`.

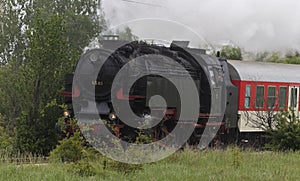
103 0 300 52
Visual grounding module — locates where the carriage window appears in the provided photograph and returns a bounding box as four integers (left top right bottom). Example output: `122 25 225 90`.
290 88 298 108
267 86 276 108
256 86 264 108
279 87 287 108
244 85 251 108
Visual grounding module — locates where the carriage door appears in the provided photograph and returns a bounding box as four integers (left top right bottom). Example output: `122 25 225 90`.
288 86 300 116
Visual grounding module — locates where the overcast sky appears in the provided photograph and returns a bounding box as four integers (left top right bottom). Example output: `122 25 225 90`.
102 0 300 52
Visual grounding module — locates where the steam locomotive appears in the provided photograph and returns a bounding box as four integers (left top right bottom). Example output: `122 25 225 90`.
61 36 300 147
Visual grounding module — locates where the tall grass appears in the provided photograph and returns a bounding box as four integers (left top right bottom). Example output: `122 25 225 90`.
0 150 47 164
1 148 300 181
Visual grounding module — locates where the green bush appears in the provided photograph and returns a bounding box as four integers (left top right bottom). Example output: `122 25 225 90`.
0 121 14 154
109 161 143 174
0 128 13 151
231 146 241 168
49 132 84 163
284 56 300 64
67 160 96 177
220 45 242 60
266 109 300 151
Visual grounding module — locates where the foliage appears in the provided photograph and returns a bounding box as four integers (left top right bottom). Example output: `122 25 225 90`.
283 56 300 64
254 51 276 62
0 0 104 64
116 26 138 41
0 124 14 153
265 52 281 63
255 51 269 62
0 0 27 66
220 45 242 60
245 107 300 151
255 51 300 64
49 132 84 163
0 65 26 137
109 161 143 174
231 146 241 168
67 160 96 177
14 13 70 154
0 0 106 154
266 109 300 151
30 0 106 62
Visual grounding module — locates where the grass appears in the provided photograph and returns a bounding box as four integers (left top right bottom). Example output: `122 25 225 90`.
1 148 300 181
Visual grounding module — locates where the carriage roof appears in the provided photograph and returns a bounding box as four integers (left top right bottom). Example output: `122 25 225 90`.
227 60 300 83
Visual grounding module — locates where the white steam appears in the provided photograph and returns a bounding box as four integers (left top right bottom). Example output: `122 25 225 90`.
103 0 300 51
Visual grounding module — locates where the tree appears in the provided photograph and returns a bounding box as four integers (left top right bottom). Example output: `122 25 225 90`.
15 14 71 154
255 51 300 64
266 52 282 63
284 56 300 64
0 0 105 65
220 45 242 60
266 109 300 151
0 64 26 136
0 0 28 66
255 52 269 62
0 0 106 154
283 51 300 64
0 113 14 152
244 108 276 131
245 104 300 151
26 0 105 64
116 26 138 41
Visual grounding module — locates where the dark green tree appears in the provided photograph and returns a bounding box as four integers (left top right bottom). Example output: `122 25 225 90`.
0 0 106 154
220 45 242 60
0 64 27 140
27 0 106 64
0 113 14 152
15 14 71 154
